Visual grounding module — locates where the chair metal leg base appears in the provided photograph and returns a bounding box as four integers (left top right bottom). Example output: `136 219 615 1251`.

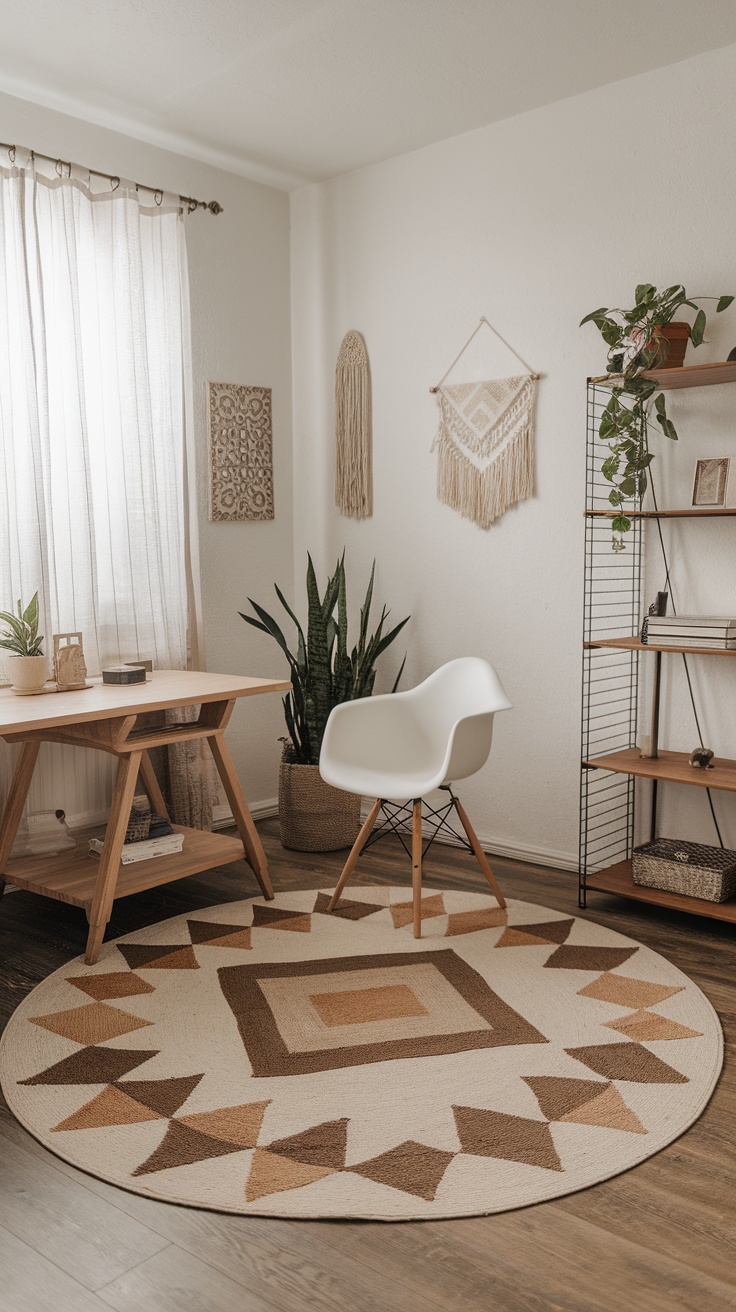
327 789 506 929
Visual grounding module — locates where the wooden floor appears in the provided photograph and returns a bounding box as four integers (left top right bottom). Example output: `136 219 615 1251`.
1 819 735 1311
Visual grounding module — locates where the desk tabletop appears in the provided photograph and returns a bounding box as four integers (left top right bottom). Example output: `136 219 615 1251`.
0 669 291 736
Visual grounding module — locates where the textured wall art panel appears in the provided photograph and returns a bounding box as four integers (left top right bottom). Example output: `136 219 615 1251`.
208 382 274 521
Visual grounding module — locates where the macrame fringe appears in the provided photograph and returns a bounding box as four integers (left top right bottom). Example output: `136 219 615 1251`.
436 422 534 530
335 330 372 519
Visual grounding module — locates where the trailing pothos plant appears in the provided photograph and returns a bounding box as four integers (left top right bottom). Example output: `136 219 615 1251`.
240 554 409 765
581 284 733 550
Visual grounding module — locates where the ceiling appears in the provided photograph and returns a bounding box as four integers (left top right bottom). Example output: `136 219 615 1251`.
3 0 736 190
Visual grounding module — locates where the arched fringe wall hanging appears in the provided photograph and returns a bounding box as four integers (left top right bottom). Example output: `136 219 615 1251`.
335 330 372 518
430 318 539 529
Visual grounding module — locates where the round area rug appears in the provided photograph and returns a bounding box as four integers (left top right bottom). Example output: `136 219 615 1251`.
0 887 722 1220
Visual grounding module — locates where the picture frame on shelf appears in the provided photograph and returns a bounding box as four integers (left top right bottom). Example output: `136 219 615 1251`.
692 456 731 507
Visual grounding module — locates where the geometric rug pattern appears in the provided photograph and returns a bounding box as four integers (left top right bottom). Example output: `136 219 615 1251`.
0 887 723 1220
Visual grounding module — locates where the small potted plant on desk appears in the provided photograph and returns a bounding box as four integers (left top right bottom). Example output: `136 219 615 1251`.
0 593 48 695
241 554 409 851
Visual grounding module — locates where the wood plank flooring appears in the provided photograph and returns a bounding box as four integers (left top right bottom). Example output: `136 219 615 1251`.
1 818 735 1311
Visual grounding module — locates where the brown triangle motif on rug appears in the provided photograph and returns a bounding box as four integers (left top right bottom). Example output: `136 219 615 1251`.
350 1140 455 1201
604 1010 702 1043
29 1002 153 1046
577 973 683 1010
453 1105 562 1171
116 944 200 971
246 1149 333 1202
391 895 446 929
523 1076 646 1134
495 919 575 948
66 972 155 1000
186 920 252 950
20 1047 159 1086
544 946 638 972
177 1101 270 1148
251 905 311 933
566 1042 688 1084
563 1084 646 1135
446 907 507 936
312 892 381 921
116 1074 204 1117
265 1118 349 1170
52 1085 163 1133
133 1119 252 1176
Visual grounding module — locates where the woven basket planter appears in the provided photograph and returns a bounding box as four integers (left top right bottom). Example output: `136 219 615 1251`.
633 838 736 903
278 756 361 852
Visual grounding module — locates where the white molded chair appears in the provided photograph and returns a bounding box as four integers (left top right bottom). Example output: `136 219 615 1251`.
319 658 512 936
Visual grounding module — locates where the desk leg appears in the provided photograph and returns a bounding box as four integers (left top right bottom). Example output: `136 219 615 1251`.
0 740 41 893
208 733 274 900
138 751 170 820
85 750 142 964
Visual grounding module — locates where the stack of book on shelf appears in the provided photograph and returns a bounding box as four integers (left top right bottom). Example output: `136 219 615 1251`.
642 614 736 650
89 831 184 864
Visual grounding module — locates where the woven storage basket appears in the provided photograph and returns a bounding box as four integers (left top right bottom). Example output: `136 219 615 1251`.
632 838 736 903
279 756 361 852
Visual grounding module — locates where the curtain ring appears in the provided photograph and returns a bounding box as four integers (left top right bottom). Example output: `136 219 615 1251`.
55 158 71 178
8 145 15 164
187 197 198 214
154 189 163 207
110 175 120 192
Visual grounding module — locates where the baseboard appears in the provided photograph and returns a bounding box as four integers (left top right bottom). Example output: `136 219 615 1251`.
212 799 278 830
212 798 576 875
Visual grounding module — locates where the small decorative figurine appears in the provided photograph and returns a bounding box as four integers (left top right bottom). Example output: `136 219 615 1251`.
53 632 89 690
689 747 715 770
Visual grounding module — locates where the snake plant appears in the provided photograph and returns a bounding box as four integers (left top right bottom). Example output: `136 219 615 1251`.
0 592 44 656
240 554 409 765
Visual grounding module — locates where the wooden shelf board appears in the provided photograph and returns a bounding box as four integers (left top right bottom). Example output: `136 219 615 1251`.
584 859 736 924
4 825 246 908
586 507 736 519
588 360 736 391
584 747 736 792
586 636 736 657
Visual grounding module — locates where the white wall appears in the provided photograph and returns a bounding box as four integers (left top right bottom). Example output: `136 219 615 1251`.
291 43 736 869
0 90 293 820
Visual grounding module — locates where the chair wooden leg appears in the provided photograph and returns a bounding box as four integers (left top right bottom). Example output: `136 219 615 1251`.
453 796 506 909
328 798 381 911
412 799 423 938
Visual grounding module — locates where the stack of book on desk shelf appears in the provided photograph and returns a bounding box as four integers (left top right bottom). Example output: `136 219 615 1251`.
642 615 736 650
89 832 184 864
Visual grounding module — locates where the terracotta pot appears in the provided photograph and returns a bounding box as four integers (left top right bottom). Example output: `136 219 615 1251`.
652 321 690 370
278 756 361 851
8 654 48 696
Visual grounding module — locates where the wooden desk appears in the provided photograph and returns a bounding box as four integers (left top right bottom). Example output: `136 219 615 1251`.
0 670 290 963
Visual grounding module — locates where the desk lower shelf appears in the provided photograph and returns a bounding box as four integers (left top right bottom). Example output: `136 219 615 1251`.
584 859 736 924
4 825 246 909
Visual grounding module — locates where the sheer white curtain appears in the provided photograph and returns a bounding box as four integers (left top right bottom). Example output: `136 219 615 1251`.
0 148 204 823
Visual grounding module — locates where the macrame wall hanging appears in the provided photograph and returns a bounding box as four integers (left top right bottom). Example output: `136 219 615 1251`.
335 330 372 519
431 317 539 529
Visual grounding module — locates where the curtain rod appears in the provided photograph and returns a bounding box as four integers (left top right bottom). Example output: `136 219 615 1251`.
1 142 223 215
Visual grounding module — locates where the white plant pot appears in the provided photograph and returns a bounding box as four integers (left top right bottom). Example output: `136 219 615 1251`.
7 654 49 696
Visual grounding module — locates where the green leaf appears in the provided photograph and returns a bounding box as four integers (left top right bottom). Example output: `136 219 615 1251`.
635 284 656 305
717 295 734 313
690 308 706 348
580 307 610 326
611 515 632 534
654 393 667 415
